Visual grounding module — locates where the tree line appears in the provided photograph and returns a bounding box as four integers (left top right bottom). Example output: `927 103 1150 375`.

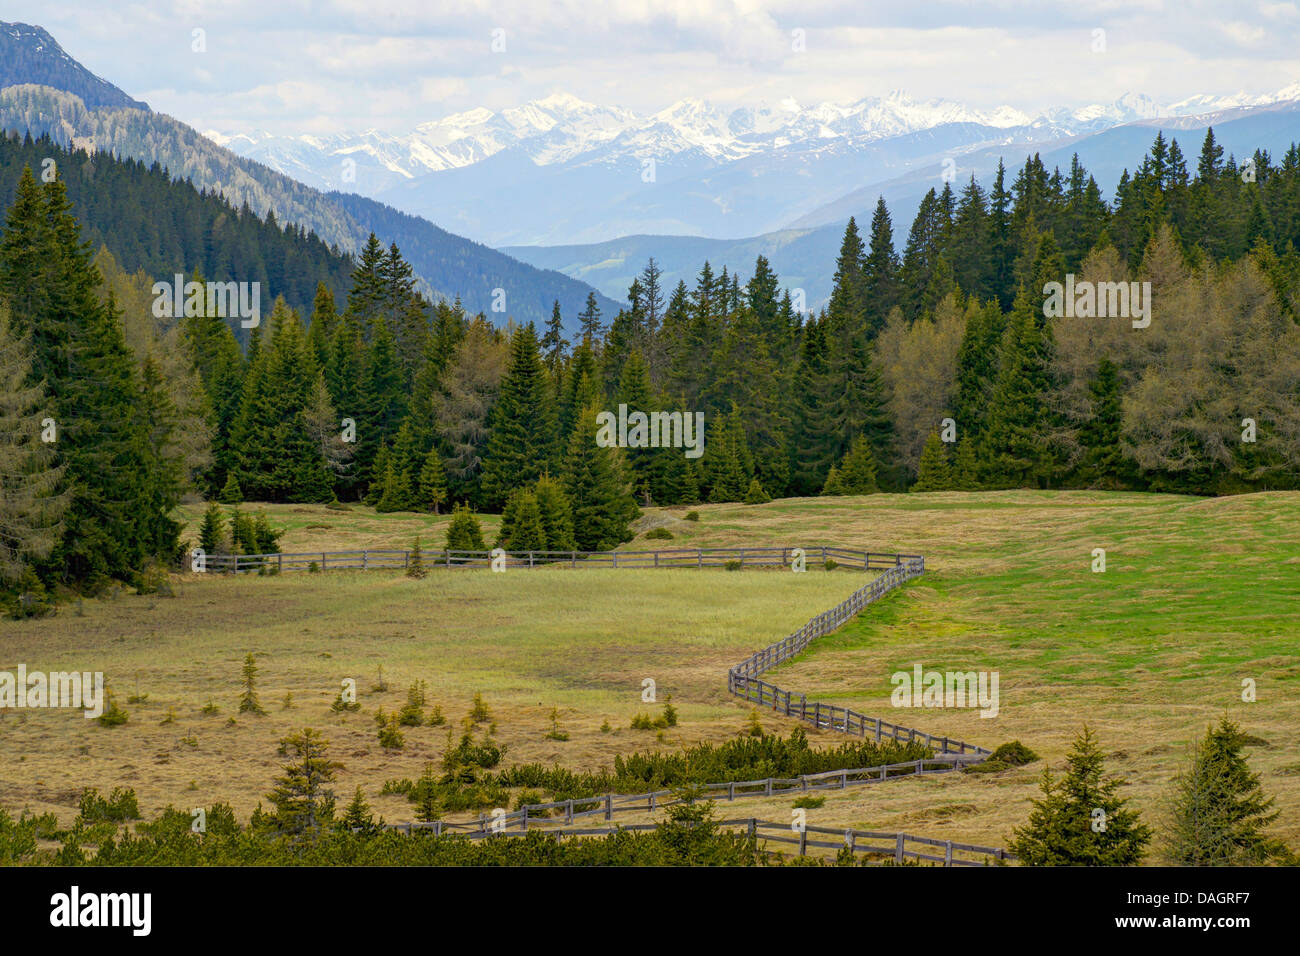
3 127 1300 602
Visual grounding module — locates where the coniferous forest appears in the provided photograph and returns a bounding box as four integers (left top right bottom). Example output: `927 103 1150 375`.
3 126 1300 601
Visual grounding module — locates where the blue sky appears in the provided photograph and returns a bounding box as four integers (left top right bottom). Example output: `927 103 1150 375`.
7 1 1300 135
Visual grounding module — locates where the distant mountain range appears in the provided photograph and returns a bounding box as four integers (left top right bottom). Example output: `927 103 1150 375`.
0 21 619 329
501 99 1300 310
213 86 1300 248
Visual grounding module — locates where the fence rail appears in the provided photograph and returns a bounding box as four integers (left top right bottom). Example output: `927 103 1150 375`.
199 545 921 575
379 816 1011 865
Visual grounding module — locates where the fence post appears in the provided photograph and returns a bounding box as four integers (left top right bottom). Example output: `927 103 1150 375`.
895 833 905 864
321 552 326 570
278 552 283 573
605 794 613 821
944 841 953 867
529 551 534 568
565 800 573 824
799 828 808 856
612 551 618 568
571 551 576 568
698 549 703 569
362 550 369 571
747 818 756 838
845 830 856 854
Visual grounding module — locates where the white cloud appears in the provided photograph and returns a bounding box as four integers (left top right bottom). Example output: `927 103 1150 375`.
6 0 1300 135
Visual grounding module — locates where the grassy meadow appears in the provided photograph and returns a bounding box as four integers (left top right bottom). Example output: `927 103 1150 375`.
1 490 1297 857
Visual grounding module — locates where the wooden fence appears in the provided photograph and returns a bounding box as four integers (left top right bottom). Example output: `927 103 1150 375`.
382 816 1011 865
725 555 989 757
383 755 983 838
199 545 919 575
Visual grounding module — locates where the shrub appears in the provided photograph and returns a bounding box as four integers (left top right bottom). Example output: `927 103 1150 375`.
644 527 674 540
792 795 825 810
427 705 446 727
78 787 140 823
398 681 427 726
97 691 128 727
330 688 360 713
725 560 742 571
743 478 770 504
544 707 569 741
468 693 491 724
377 713 405 750
684 511 700 522
743 710 764 738
965 740 1040 774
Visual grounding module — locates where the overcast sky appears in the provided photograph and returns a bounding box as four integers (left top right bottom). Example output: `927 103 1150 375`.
9 1 1300 135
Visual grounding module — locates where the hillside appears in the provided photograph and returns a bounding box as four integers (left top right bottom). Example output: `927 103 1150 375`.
0 21 619 328
0 22 147 110
0 130 354 319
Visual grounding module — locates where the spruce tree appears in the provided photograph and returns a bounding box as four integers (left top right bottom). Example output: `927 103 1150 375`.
218 472 243 504
564 402 637 550
534 473 577 550
498 488 546 551
376 460 415 513
480 323 559 509
406 537 427 579
980 236 1063 488
1164 718 1287 865
198 502 226 554
418 446 448 514
836 435 880 494
1009 726 1153 866
1078 358 1130 488
743 477 770 504
862 197 901 338
0 306 64 583
445 503 486 552
239 652 266 715
266 729 341 836
913 431 952 491
820 465 844 496
577 291 604 342
540 299 568 386
0 169 177 587
950 437 980 491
